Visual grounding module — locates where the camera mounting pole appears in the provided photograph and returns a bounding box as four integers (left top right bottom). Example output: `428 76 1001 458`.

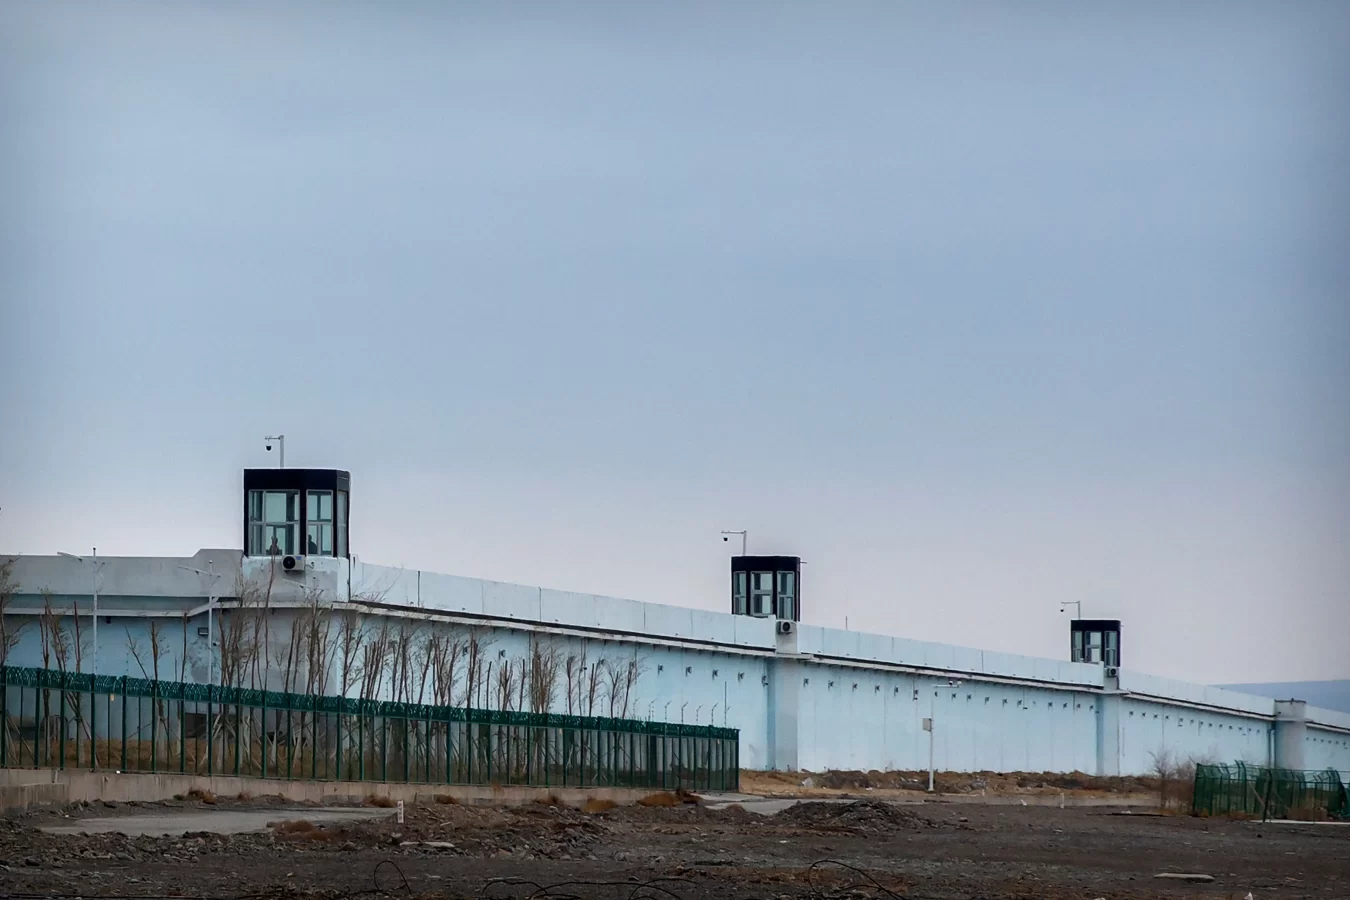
720 530 747 555
265 434 286 468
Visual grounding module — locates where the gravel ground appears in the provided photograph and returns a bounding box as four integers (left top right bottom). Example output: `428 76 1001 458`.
1 794 1346 899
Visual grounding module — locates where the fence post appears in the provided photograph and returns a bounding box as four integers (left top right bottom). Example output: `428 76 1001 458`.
260 692 268 779
149 679 158 773
58 671 67 770
207 691 214 777
89 678 98 771
120 677 128 772
286 697 295 780
178 695 186 775
0 667 8 768
234 699 242 776
336 709 344 782
312 703 319 781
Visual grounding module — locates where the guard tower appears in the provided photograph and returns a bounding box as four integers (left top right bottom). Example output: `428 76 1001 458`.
243 469 351 563
730 556 801 621
1070 619 1121 669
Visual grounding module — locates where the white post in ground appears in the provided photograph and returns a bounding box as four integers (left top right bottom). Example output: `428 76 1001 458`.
925 691 935 792
926 678 962 793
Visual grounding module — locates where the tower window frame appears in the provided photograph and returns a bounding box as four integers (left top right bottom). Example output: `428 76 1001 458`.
750 571 773 617
248 489 299 556
306 490 334 556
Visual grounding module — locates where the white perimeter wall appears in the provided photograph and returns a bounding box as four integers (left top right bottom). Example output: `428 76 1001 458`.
5 553 1350 777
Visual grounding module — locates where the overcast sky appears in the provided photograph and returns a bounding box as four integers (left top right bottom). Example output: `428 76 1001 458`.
2 2 1347 685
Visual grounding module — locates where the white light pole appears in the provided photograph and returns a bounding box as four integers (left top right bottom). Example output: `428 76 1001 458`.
57 549 102 677
265 434 286 468
179 560 222 686
1059 601 1083 620
720 530 747 555
926 678 962 793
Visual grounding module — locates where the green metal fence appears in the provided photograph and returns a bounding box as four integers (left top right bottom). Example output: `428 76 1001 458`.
0 666 739 792
1193 762 1349 820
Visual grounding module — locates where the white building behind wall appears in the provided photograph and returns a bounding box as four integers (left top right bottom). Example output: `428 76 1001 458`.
2 467 1348 778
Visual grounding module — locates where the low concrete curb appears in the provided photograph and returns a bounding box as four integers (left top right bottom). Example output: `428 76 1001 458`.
0 768 656 815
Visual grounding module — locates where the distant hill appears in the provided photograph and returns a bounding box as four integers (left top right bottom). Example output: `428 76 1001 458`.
1219 680 1350 714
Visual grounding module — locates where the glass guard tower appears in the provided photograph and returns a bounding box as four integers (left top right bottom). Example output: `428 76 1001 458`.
243 468 351 563
1069 618 1121 668
730 555 802 621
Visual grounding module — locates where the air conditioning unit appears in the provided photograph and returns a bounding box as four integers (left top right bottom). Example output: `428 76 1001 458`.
281 554 305 573
1105 665 1119 677
776 620 795 635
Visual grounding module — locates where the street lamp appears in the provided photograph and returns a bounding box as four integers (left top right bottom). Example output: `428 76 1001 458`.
179 560 223 686
265 434 286 468
925 678 963 793
720 530 747 555
57 549 103 677
1059 601 1083 620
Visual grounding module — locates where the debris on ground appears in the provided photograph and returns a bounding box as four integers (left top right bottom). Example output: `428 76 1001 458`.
0 794 1326 899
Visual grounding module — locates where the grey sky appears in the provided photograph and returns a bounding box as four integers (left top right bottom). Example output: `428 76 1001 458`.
2 2 1347 685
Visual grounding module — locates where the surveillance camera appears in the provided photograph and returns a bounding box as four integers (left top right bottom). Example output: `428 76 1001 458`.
266 444 272 451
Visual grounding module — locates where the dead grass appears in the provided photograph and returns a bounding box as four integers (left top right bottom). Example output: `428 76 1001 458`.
271 819 342 842
272 819 317 834
637 791 682 807
433 793 460 805
1286 803 1330 822
364 794 396 808
235 791 253 802
534 793 565 808
187 788 217 805
581 798 618 814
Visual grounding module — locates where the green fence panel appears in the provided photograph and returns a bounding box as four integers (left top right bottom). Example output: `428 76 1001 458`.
0 665 739 792
1194 762 1349 821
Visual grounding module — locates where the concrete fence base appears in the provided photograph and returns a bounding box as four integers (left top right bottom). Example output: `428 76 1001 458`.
0 767 656 816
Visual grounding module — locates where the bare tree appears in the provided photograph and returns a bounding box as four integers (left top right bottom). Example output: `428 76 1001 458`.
37 590 64 672
126 621 172 765
495 657 519 711
604 653 645 719
464 629 489 711
0 557 24 666
35 590 73 760
359 619 392 701
584 653 607 718
426 631 467 707
219 575 264 690
528 638 562 714
1147 747 1193 812
336 609 365 699
564 648 584 716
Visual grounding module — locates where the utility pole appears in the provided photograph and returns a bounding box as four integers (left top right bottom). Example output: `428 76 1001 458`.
57 549 101 677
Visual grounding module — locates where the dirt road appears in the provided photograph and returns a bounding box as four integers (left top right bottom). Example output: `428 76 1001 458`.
2 793 1345 899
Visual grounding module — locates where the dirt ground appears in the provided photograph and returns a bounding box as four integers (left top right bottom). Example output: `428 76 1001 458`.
740 768 1162 799
2 791 1346 899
